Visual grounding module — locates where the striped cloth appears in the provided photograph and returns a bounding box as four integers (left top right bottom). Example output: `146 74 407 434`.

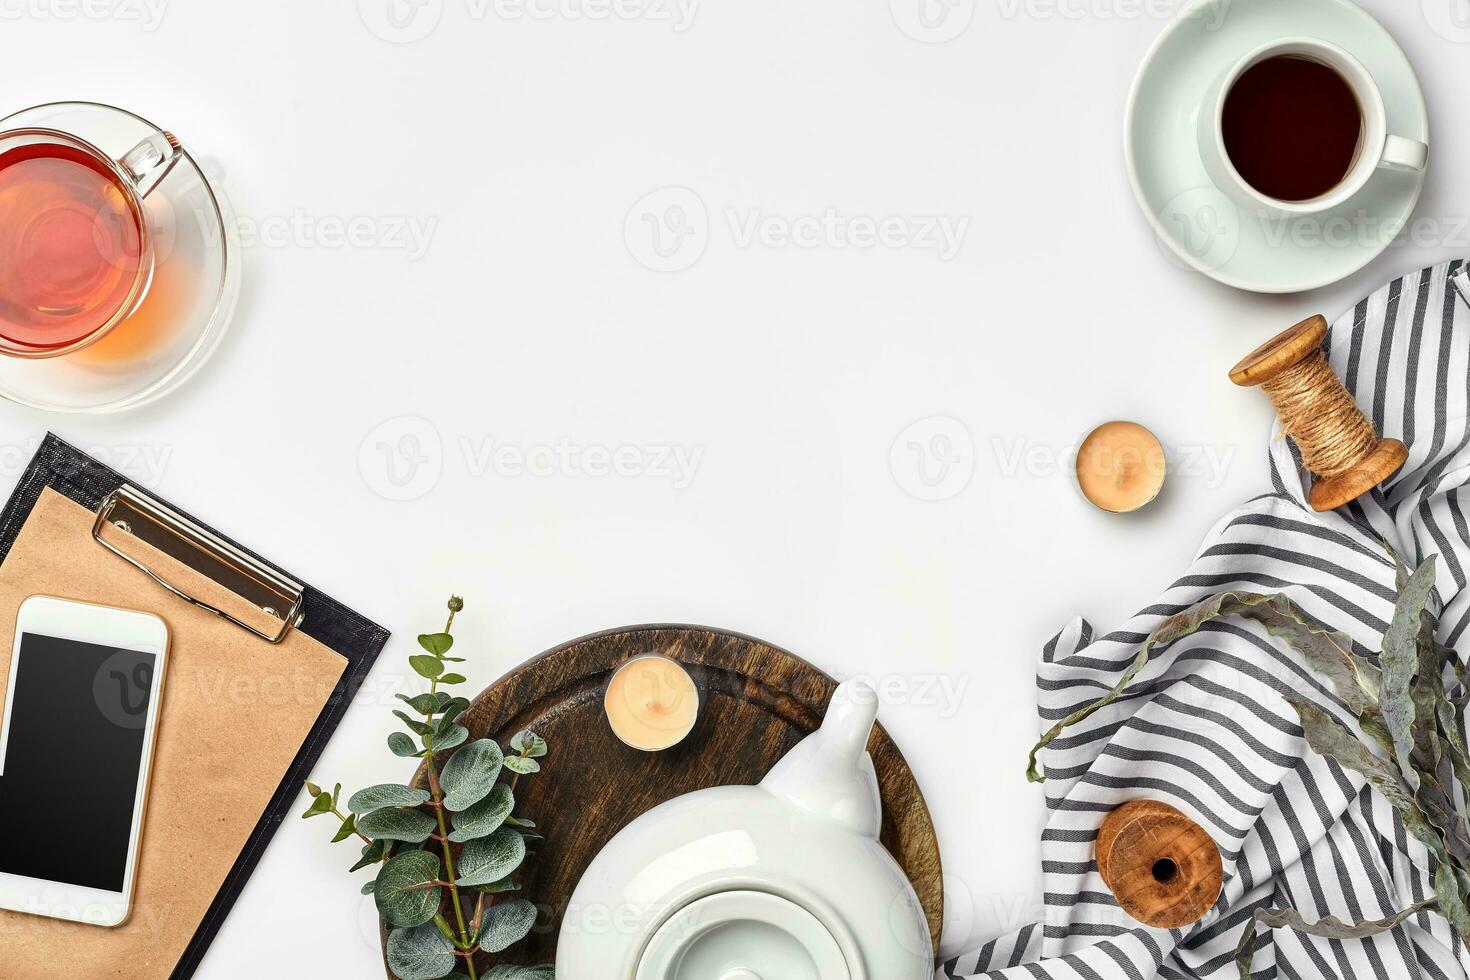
942 260 1470 980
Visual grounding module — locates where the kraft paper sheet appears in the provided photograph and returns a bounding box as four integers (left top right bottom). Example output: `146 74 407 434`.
0 488 347 978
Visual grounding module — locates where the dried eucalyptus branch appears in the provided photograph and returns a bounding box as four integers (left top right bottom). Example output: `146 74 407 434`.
302 596 554 980
1024 552 1470 979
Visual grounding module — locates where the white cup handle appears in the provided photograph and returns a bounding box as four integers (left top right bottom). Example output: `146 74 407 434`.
1381 134 1428 173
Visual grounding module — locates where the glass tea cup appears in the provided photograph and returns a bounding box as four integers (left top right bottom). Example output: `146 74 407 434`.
0 127 180 358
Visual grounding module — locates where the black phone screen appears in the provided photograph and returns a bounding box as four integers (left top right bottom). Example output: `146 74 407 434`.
0 632 156 892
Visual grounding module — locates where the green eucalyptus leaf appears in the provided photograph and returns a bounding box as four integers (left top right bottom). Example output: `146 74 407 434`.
360 878 376 895
476 898 538 953
332 783 342 807
455 827 526 886
440 697 471 725
504 815 535 829
503 756 540 775
386 922 456 980
397 691 453 715
409 655 444 680
441 739 505 811
389 731 422 758
358 806 437 844
438 673 467 685
374 851 442 928
1381 558 1437 791
332 813 358 843
472 877 522 894
394 710 435 737
1027 592 1284 782
449 782 515 843
431 724 469 754
349 838 386 872
483 966 555 980
510 730 548 758
348 783 432 814
301 791 334 819
418 632 454 655
1235 900 1436 979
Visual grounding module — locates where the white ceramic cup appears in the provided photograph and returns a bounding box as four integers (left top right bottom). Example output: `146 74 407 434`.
1197 38 1427 219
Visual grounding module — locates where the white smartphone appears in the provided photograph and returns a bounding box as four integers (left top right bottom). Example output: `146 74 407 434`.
0 595 168 927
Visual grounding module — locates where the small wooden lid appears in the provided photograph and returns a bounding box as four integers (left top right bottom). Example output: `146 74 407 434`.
1097 800 1222 929
1229 315 1328 387
1307 437 1409 512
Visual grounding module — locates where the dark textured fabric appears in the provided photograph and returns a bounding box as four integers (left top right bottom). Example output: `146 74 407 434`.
0 432 390 980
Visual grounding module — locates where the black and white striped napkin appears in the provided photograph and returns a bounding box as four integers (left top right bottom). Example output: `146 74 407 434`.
943 260 1470 980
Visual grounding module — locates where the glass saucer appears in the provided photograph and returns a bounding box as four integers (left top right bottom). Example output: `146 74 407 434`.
0 101 241 413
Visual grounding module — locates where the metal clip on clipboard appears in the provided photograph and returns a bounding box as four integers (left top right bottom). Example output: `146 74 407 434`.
90 485 305 644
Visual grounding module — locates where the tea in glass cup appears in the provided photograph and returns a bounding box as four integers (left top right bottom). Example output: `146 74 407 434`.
0 129 178 358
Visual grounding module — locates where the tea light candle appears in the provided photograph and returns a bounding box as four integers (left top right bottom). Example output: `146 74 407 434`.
1075 421 1167 513
604 654 700 751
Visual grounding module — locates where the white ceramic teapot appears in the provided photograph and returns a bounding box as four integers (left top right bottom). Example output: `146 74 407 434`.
556 680 934 980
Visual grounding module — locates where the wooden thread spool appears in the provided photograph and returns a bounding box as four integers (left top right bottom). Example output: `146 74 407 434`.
1230 315 1408 512
1097 800 1222 929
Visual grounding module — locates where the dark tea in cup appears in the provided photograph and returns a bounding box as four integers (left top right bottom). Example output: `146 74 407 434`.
1221 55 1363 202
0 129 178 358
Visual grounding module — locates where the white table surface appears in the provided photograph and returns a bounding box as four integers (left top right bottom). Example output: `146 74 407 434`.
3 0 1470 974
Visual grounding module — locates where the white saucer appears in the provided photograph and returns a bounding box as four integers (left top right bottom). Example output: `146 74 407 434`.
0 102 241 413
1125 0 1428 294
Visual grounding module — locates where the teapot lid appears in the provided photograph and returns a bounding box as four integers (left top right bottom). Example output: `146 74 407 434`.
634 891 851 980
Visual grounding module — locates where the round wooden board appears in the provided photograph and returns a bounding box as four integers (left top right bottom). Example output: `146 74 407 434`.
384 624 944 972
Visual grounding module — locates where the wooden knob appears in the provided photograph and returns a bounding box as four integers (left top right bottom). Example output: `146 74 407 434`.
1229 314 1408 512
1097 800 1222 928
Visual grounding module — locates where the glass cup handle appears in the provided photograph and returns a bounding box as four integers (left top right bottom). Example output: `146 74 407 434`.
118 132 182 199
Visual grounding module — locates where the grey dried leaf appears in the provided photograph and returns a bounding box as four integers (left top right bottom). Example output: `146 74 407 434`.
1436 863 1470 940
1027 592 1283 783
1286 698 1447 864
1236 899 1436 978
1381 558 1437 792
1236 595 1380 713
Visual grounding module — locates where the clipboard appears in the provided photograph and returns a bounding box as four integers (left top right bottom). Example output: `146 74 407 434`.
0 433 388 979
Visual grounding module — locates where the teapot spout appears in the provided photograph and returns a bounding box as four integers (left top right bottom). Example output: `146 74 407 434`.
760 680 882 837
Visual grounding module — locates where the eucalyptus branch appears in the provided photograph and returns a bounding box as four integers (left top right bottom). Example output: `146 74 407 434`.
300 596 553 980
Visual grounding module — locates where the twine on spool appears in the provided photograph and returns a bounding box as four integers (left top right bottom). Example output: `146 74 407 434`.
1230 315 1407 512
1259 352 1379 479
